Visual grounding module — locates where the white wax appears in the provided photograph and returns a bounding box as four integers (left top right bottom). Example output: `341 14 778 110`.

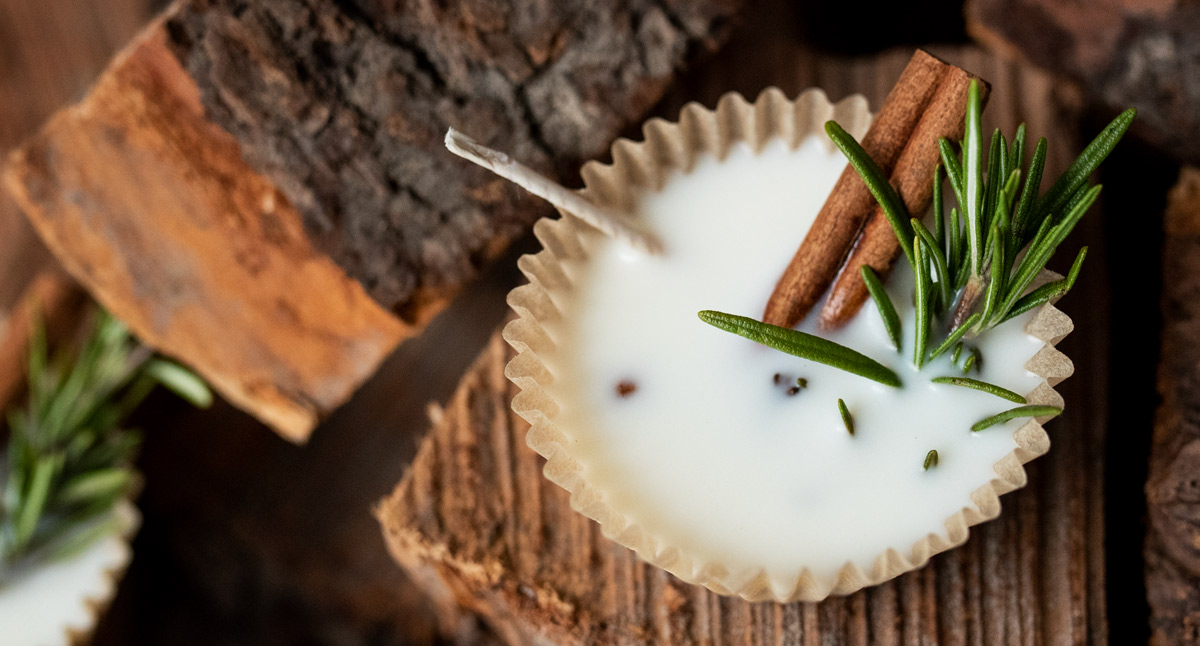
0 524 130 645
542 137 1047 597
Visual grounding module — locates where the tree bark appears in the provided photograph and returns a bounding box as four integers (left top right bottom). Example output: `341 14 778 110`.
1147 166 1200 646
966 0 1200 164
4 0 743 441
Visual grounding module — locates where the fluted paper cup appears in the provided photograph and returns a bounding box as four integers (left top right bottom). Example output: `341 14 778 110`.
502 88 1073 602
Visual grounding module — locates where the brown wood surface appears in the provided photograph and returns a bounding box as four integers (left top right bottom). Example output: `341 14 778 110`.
4 0 745 441
1147 166 1200 645
379 42 1113 645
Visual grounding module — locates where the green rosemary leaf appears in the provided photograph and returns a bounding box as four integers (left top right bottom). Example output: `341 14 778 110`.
931 376 1027 403
913 237 931 369
933 164 946 252
1012 137 1047 240
939 138 965 206
838 398 854 436
951 341 964 365
961 348 979 374
861 265 902 352
144 359 213 409
1008 123 1026 175
998 132 1010 197
949 207 964 287
1000 185 1101 318
928 312 981 362
964 80 985 277
1033 108 1135 227
979 226 1006 327
971 405 1063 432
14 455 61 546
56 469 131 507
998 247 1088 324
697 310 902 388
911 218 953 313
826 121 915 269
924 449 939 470
982 129 1003 235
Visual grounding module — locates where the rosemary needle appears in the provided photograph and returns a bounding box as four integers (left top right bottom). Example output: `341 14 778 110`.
971 405 1063 431
931 376 1026 403
838 398 854 436
861 265 902 352
928 312 980 362
924 449 939 470
698 310 902 388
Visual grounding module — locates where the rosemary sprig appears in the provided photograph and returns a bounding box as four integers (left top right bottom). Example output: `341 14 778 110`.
698 310 901 387
1 311 211 584
861 265 902 352
830 82 1134 367
971 405 1062 432
838 398 854 436
931 376 1026 404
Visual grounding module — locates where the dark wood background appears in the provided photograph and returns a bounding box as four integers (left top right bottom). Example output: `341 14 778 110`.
0 0 1171 644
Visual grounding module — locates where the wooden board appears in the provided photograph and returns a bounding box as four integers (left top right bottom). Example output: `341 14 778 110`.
1147 166 1200 646
379 43 1114 645
3 0 744 441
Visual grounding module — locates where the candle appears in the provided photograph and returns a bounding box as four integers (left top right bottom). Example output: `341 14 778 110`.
538 135 1049 599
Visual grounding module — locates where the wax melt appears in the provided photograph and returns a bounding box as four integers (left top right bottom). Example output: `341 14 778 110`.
0 502 137 646
504 89 1072 602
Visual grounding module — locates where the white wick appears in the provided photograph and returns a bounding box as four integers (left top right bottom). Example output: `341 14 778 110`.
444 128 662 255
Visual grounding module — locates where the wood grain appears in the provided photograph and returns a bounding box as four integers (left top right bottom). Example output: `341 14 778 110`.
1147 166 1200 645
379 45 1111 645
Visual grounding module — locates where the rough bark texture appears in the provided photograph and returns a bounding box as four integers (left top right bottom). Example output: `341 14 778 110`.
5 0 742 440
4 25 408 441
378 44 1113 640
1148 166 1200 646
966 0 1200 164
165 0 742 318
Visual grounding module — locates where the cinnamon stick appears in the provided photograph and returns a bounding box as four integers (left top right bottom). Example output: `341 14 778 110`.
820 66 986 328
763 50 948 329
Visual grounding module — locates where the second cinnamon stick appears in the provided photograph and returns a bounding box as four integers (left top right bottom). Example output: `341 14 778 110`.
762 50 949 329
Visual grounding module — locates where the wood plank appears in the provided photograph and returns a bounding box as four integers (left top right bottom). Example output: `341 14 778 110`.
379 43 1111 644
1147 166 1200 646
4 0 745 441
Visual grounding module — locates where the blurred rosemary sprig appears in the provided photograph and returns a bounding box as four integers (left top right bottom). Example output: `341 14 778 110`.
0 310 211 585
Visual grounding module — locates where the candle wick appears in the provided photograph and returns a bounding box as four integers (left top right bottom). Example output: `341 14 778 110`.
444 128 663 255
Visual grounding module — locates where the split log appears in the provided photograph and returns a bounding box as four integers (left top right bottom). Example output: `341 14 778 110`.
4 0 744 441
966 0 1200 164
0 271 89 413
378 45 1111 643
1147 166 1200 646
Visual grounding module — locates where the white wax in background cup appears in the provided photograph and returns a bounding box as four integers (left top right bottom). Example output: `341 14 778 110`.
0 499 139 645
503 88 1074 602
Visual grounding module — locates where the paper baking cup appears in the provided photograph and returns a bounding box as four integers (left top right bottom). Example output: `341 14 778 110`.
0 499 139 645
502 88 1074 602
